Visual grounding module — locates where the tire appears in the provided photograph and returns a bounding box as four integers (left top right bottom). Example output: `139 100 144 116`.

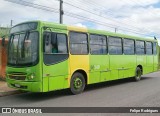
70 72 85 95
134 67 142 81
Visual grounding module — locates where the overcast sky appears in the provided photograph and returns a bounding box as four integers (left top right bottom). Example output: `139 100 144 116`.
0 0 160 44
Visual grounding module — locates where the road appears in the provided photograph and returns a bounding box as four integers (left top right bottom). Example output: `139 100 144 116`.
0 71 160 114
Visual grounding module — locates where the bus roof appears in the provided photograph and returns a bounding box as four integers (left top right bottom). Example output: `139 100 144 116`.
16 20 157 42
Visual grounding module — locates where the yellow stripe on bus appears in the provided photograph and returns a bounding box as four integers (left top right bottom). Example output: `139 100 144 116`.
67 26 88 32
67 25 89 86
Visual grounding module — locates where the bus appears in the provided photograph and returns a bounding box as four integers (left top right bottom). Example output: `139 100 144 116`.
6 21 159 94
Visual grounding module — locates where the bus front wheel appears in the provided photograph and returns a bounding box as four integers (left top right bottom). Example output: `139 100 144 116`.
134 67 142 81
70 72 85 95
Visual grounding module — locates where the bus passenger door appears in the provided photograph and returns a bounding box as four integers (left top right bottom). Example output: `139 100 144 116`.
43 31 69 92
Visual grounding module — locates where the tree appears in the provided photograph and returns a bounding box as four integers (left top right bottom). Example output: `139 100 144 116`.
0 27 10 37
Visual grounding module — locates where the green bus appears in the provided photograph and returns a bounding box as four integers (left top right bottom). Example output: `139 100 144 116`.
6 21 159 94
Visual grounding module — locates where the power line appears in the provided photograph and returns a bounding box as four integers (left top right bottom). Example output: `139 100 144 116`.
4 0 159 38
6 0 157 37
59 0 63 24
63 1 141 30
4 0 122 29
69 0 158 32
62 0 155 33
5 0 59 13
68 0 139 23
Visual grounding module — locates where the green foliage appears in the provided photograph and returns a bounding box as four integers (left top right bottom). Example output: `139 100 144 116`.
159 46 160 60
0 27 10 37
159 46 160 69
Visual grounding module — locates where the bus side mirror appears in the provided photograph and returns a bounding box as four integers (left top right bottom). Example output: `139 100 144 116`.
2 36 5 47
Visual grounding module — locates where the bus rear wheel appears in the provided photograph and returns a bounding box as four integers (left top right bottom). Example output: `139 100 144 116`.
70 72 85 95
134 67 142 81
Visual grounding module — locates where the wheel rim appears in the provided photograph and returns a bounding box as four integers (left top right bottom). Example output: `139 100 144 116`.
73 77 83 90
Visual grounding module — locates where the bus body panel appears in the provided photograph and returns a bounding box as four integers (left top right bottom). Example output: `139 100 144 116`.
67 26 89 85
100 55 110 82
122 55 136 78
154 55 158 71
109 55 122 80
69 55 89 84
89 55 110 84
146 55 154 73
109 55 136 80
43 60 69 92
6 65 42 92
136 55 146 74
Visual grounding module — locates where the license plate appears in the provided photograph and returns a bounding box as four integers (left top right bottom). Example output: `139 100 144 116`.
15 84 20 88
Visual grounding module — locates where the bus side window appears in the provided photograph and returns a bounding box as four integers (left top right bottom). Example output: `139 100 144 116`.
69 32 88 55
146 42 153 55
57 34 68 53
90 34 107 55
136 40 145 55
153 42 157 55
108 36 122 55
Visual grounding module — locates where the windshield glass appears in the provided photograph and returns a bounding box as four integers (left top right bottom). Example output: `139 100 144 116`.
8 32 38 66
10 22 38 33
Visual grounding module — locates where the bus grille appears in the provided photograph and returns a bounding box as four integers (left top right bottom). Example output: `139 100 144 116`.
8 73 26 80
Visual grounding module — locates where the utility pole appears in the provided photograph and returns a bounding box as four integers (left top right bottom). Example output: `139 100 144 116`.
11 20 13 27
115 28 117 33
59 0 63 24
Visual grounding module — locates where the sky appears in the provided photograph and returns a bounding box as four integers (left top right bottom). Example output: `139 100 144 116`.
0 0 160 45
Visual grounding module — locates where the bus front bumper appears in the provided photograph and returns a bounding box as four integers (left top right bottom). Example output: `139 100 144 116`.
6 78 42 92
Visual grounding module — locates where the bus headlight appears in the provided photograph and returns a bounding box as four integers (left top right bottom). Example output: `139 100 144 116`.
29 73 35 80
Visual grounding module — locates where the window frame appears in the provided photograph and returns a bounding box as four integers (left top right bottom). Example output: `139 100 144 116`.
123 38 135 55
43 31 69 55
8 31 39 67
153 42 157 55
89 33 108 55
56 33 69 54
145 41 153 55
108 36 123 55
69 31 89 55
136 40 145 55
43 31 69 65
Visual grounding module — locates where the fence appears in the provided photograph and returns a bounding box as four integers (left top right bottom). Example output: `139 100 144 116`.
0 38 8 80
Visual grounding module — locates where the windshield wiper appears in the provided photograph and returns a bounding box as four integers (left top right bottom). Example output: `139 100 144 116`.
8 34 14 51
22 30 30 58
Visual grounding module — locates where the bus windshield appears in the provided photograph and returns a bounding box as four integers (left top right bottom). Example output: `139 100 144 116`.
10 22 38 33
8 31 38 66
